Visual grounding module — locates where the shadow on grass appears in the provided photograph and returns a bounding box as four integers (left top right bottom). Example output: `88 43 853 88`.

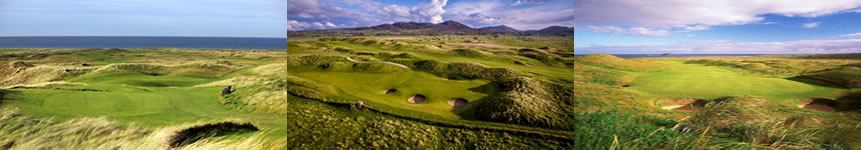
169 121 259 148
452 82 500 120
786 76 848 89
0 89 19 106
836 92 861 112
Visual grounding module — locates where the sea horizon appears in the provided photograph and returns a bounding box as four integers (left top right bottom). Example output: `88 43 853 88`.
0 36 287 50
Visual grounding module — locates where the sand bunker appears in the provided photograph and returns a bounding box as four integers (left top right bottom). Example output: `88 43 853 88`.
409 94 426 103
168 121 259 148
383 89 397 94
660 98 707 111
448 98 468 107
797 98 837 112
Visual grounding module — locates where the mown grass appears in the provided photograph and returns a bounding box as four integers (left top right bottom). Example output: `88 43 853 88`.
627 61 844 100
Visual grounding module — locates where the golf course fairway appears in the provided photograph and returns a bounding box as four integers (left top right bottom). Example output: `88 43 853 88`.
627 61 844 100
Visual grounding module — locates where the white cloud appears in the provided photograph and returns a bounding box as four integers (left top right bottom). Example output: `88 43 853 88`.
511 0 548 6
444 0 573 30
289 0 572 31
576 0 861 28
418 0 448 23
578 39 861 54
312 22 326 29
587 26 671 37
803 22 821 28
381 4 411 17
684 25 711 31
287 20 312 31
325 21 337 28
840 32 861 37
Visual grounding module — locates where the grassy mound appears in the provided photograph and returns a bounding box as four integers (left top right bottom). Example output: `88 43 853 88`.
203 64 289 114
424 62 522 80
769 53 861 59
93 62 234 77
685 59 802 75
798 65 861 88
0 61 236 88
517 48 558 63
574 54 664 71
287 54 404 73
449 49 485 58
572 62 632 85
474 77 574 129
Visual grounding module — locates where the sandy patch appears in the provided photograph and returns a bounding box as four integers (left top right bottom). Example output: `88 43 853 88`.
383 89 397 94
797 98 837 112
409 95 426 103
448 98 468 107
659 98 707 111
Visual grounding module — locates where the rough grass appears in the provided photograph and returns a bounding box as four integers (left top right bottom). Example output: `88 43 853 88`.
284 94 574 149
574 54 665 71
0 109 283 149
674 96 861 149
474 77 574 130
799 65 861 88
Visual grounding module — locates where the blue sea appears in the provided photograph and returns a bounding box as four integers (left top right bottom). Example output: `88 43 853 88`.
0 37 286 49
574 54 766 58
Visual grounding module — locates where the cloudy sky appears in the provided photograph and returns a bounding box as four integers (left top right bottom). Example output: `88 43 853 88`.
575 0 861 54
287 0 575 31
0 0 286 38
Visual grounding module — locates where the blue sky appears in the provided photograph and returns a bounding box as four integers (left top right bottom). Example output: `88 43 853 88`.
575 0 861 54
0 0 286 38
288 0 574 31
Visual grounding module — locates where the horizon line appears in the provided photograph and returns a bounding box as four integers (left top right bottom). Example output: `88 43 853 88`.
0 36 287 39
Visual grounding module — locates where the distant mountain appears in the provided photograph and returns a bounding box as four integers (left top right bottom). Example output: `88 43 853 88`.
537 26 573 32
288 20 572 37
369 20 474 30
479 25 520 32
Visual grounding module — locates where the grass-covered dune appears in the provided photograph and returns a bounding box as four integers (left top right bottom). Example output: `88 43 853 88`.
570 53 861 149
286 36 576 148
0 48 287 149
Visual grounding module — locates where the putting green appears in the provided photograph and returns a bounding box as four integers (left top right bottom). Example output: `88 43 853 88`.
627 61 844 100
291 70 492 119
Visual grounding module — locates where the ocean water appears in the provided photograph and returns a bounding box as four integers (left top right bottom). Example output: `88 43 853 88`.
574 54 765 58
0 37 286 49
